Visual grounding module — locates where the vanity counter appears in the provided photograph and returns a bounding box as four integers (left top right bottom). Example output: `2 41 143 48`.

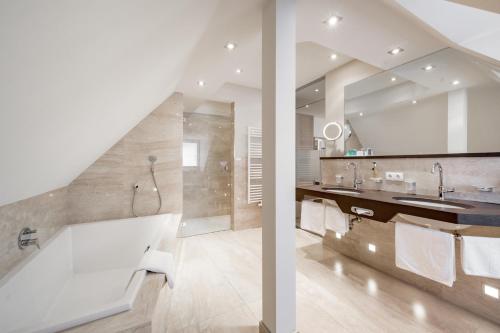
296 185 500 227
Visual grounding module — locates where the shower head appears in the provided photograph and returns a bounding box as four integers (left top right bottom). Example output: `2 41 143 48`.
148 155 157 163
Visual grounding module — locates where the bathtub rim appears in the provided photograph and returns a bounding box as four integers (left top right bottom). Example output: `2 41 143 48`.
0 213 180 333
0 214 174 288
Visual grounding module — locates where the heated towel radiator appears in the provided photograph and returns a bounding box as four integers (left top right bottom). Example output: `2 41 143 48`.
247 127 262 204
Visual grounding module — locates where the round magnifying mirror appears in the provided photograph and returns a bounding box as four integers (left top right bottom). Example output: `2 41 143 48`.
322 122 343 141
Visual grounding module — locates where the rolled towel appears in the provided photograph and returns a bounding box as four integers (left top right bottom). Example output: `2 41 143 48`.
138 250 176 288
300 200 326 236
324 201 349 235
461 236 500 279
395 222 456 287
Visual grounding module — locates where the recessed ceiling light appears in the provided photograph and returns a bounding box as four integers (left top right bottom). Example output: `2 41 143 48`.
391 77 397 82
197 80 205 87
305 104 310 108
452 80 460 85
314 88 320 92
368 243 376 252
359 112 364 117
412 100 417 104
235 68 242 74
224 42 236 51
422 64 435 71
330 53 338 60
325 15 342 27
335 232 342 239
388 47 404 55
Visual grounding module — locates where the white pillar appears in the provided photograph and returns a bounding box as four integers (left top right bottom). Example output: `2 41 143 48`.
260 0 296 332
448 88 468 153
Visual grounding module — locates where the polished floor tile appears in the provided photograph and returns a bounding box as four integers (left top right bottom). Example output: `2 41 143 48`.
156 228 500 333
178 215 231 238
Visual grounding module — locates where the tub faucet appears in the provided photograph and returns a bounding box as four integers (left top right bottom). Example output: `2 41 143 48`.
346 162 362 189
18 227 40 250
431 162 455 200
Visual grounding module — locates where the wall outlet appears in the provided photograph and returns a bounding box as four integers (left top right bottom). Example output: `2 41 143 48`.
385 171 404 181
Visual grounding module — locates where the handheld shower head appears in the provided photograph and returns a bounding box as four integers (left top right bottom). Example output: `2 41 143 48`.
148 155 157 163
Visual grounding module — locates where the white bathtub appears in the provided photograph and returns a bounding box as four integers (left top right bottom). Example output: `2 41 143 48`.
0 214 180 333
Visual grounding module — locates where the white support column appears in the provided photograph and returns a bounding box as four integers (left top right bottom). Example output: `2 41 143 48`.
260 1 296 333
448 88 468 153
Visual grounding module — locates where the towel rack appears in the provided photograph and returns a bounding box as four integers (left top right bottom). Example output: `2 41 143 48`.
387 219 463 239
248 127 262 205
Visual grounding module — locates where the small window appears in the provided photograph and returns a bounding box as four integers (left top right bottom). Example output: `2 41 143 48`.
183 141 199 167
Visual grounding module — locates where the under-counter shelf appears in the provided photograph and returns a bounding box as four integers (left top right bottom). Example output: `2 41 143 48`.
296 185 500 227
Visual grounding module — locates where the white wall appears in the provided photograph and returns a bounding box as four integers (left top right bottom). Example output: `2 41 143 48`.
214 83 262 158
448 89 468 153
0 0 219 206
468 83 500 152
324 60 381 155
349 94 448 155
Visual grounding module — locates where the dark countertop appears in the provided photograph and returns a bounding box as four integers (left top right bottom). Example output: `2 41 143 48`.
296 185 500 227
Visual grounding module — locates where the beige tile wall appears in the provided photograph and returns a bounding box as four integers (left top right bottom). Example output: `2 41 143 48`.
321 156 500 324
67 92 183 223
182 110 233 220
0 187 68 279
232 158 261 230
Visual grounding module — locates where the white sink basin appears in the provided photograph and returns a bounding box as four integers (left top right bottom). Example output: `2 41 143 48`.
322 187 361 195
393 197 471 210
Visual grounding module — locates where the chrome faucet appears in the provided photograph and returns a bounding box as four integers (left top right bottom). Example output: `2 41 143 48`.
18 227 40 250
346 162 362 189
431 162 455 200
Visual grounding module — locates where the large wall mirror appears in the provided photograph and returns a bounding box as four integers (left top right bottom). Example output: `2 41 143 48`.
344 48 500 156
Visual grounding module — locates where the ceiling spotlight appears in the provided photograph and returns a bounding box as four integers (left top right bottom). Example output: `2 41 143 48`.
197 80 205 87
423 64 435 71
359 112 364 117
314 88 320 92
391 77 397 82
330 53 338 60
305 104 310 108
388 47 404 55
325 15 342 27
412 100 417 104
235 68 242 74
224 42 236 51
452 80 460 85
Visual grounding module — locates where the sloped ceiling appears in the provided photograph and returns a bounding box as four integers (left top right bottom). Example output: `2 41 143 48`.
296 0 445 70
395 0 500 63
0 0 220 206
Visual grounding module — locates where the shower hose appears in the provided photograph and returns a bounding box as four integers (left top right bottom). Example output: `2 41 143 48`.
132 159 163 217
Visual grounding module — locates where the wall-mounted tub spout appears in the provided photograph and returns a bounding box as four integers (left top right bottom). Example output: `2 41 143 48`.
18 227 40 250
132 156 163 217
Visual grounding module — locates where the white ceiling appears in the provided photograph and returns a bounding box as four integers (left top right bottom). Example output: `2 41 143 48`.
296 42 352 87
396 0 500 62
345 47 499 117
0 0 454 205
296 0 446 70
0 0 220 206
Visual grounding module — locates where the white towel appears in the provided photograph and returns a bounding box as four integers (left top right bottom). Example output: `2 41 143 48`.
461 236 500 279
324 201 349 235
395 222 456 287
300 200 325 236
138 250 176 288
